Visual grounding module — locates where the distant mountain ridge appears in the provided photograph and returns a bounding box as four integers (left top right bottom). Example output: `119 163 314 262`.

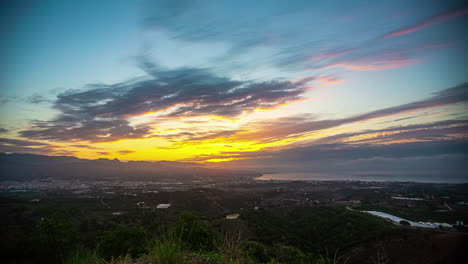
0 152 259 182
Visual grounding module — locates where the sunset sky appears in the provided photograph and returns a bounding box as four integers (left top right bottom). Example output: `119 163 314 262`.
1 0 467 179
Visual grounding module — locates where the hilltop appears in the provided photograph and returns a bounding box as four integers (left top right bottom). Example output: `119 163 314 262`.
0 152 260 182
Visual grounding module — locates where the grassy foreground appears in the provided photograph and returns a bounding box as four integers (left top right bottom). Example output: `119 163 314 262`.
61 210 359 264
63 230 344 264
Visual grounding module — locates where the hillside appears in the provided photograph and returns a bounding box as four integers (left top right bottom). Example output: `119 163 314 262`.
0 153 260 182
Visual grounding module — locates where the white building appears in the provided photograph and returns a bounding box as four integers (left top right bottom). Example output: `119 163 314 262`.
156 203 171 209
226 214 240 219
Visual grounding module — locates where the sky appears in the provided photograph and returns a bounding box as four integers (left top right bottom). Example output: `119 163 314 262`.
1 0 467 181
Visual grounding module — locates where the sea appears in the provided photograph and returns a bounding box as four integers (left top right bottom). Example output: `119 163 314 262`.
255 172 468 184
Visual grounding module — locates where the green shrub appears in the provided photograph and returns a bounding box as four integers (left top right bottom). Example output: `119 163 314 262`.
148 231 186 264
241 241 269 263
63 248 102 264
104 255 132 264
175 212 215 251
215 231 244 261
98 225 148 259
33 214 78 263
273 245 308 264
191 251 225 263
265 260 285 264
399 220 410 226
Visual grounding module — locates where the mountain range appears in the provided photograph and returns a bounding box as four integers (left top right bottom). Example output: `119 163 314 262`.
0 153 259 182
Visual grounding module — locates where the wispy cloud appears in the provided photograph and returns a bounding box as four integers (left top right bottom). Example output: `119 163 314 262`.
0 137 76 156
305 42 451 73
117 150 135 155
240 140 468 178
322 57 420 71
0 137 50 147
25 94 51 104
70 144 101 149
381 9 468 39
205 136 468 163
20 118 152 143
218 82 468 144
198 120 468 180
308 49 355 61
162 83 468 159
317 76 341 85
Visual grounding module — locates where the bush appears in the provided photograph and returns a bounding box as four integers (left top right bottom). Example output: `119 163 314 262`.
63 249 133 264
175 212 215 251
32 214 78 263
63 248 102 264
242 241 270 263
148 231 186 264
191 251 225 263
98 225 148 259
399 220 410 226
215 231 244 261
273 245 308 264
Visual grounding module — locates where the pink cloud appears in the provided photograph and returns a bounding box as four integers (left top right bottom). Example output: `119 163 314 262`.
290 76 341 86
290 76 316 85
321 57 421 71
382 9 468 39
318 76 341 85
309 48 355 60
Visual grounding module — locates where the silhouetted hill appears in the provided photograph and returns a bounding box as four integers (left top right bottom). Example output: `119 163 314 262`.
0 152 259 182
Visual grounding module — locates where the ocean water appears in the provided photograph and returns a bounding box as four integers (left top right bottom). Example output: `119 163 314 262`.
255 173 468 184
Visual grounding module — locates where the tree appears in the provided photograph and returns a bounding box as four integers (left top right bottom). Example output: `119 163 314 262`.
242 241 270 263
273 245 308 264
98 225 148 259
399 220 410 226
175 212 215 251
32 214 78 263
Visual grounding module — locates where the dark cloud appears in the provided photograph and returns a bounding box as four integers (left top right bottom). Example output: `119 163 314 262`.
160 132 196 141
161 130 241 143
70 144 100 149
96 151 110 155
0 137 50 146
311 119 468 145
192 122 468 162
277 140 468 180
20 118 151 143
0 144 54 155
380 8 468 39
185 130 240 141
117 150 135 155
340 82 468 121
193 118 468 181
0 137 76 156
50 150 78 156
206 135 468 181
236 83 468 143
275 140 468 162
19 61 312 142
25 94 51 104
0 128 8 133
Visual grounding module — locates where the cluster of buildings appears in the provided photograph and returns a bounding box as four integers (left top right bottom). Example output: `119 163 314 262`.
136 201 171 210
